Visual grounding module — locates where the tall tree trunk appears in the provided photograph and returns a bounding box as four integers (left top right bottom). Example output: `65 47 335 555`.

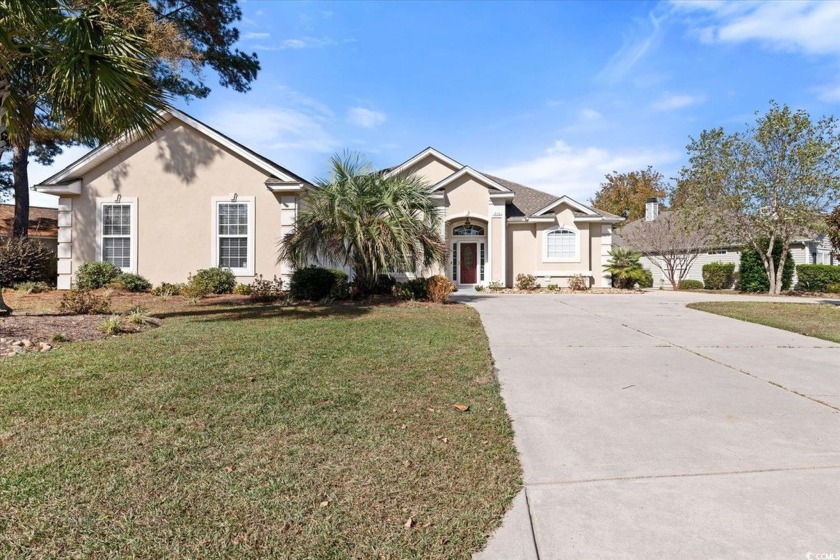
12 141 30 238
0 287 11 316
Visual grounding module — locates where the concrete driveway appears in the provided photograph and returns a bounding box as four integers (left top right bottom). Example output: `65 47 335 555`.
466 291 840 559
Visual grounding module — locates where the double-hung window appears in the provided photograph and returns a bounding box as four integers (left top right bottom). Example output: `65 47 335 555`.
213 196 255 276
98 197 137 272
544 227 578 262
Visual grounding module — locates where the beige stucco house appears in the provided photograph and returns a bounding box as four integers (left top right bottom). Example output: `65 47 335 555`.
33 110 622 290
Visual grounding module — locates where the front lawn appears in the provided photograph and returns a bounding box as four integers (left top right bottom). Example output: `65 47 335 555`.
0 298 520 558
688 301 840 344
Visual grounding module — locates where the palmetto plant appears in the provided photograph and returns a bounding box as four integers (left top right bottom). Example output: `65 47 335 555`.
279 153 448 294
605 247 647 289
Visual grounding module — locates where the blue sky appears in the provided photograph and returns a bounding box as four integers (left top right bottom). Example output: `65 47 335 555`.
29 0 840 207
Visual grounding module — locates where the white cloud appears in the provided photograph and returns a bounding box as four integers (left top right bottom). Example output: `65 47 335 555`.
242 31 270 40
278 37 335 50
489 140 680 202
347 107 386 128
651 93 705 111
579 108 603 121
597 12 664 83
206 105 338 153
676 0 840 56
816 83 840 103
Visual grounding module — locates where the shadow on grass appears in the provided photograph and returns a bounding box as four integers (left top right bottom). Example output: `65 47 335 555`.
153 300 404 322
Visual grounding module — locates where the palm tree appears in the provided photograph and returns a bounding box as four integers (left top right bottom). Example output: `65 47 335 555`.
0 0 170 316
280 153 448 294
605 247 647 289
1 0 169 237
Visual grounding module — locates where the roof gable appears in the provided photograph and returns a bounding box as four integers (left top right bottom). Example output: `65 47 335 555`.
34 109 311 191
383 147 463 178
429 166 513 193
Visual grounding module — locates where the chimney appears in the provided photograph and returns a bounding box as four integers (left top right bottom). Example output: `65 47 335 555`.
645 197 659 222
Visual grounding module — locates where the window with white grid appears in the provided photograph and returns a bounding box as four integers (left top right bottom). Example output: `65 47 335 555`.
217 203 249 269
212 197 254 275
101 203 132 270
545 228 578 261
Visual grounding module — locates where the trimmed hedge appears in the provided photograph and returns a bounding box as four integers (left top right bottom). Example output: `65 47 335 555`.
677 279 704 290
702 262 736 290
114 273 151 292
393 278 429 301
190 267 237 294
796 264 840 292
289 267 349 301
740 239 794 292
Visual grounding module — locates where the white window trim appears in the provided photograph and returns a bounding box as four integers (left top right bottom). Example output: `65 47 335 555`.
96 196 138 273
543 225 580 263
211 195 255 276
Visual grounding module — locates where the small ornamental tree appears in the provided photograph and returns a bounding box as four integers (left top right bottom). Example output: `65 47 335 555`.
679 102 840 294
617 211 715 289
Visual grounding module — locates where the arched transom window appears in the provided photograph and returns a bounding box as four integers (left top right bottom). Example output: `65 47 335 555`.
545 227 578 261
453 224 485 236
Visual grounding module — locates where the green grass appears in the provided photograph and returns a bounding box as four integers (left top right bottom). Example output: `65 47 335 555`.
688 301 840 344
0 301 520 559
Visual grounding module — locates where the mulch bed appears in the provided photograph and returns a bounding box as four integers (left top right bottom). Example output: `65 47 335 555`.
0 314 158 358
477 287 643 295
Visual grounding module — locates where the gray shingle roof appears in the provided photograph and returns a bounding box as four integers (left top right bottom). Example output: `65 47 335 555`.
483 174 621 220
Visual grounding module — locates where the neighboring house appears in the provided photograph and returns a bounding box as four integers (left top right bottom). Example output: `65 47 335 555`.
0 203 59 253
615 199 837 288
33 110 622 290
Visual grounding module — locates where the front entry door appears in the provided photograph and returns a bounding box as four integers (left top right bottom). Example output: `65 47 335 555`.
460 243 477 284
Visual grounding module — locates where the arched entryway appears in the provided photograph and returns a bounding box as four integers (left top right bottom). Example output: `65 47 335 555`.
448 218 488 287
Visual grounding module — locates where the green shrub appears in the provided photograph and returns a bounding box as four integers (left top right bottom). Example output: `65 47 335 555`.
114 273 151 292
826 283 840 294
0 237 56 286
488 281 504 291
127 306 150 325
14 281 53 294
677 279 704 290
515 273 538 290
59 289 112 315
638 269 654 289
76 261 122 290
190 267 236 294
427 275 455 303
249 275 284 302
392 278 428 301
740 239 794 292
796 264 840 292
181 275 210 302
474 284 486 292
151 282 184 297
328 270 350 300
233 283 252 296
289 267 349 301
702 262 736 290
372 274 396 295
546 283 559 291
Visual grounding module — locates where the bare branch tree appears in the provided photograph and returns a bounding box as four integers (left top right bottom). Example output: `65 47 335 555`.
618 211 716 289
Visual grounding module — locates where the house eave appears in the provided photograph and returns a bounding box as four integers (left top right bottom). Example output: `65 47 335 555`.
31 180 82 196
